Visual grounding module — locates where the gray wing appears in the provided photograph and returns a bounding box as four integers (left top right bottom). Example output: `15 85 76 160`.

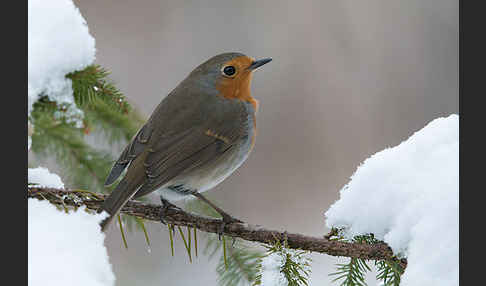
133 104 246 198
104 123 153 186
105 84 249 197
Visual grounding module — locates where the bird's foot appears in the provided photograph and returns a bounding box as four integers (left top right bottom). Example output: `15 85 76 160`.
159 197 180 225
190 191 242 239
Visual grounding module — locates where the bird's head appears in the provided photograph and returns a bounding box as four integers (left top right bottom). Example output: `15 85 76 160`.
186 52 272 110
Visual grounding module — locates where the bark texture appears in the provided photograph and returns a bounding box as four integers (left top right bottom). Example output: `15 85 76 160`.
27 187 407 270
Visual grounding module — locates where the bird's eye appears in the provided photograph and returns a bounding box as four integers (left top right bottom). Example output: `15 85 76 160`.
222 65 236 77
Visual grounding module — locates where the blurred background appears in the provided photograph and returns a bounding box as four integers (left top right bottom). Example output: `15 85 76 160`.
72 0 458 285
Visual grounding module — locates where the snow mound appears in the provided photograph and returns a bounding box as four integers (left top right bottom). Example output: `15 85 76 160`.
28 199 115 286
28 167 65 189
28 0 95 122
325 114 458 286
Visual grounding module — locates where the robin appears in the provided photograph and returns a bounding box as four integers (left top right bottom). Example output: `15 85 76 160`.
100 52 271 231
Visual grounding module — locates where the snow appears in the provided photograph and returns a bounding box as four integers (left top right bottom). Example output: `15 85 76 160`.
325 114 458 286
28 167 65 189
28 0 96 124
28 122 33 151
28 167 116 285
28 199 115 286
257 248 311 286
258 252 288 286
28 1 115 285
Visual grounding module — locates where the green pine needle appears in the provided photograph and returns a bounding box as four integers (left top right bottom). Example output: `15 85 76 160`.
328 232 404 286
168 224 175 257
254 239 312 286
134 217 151 247
329 258 369 286
30 98 115 193
178 225 192 263
223 236 228 270
375 260 402 286
184 199 263 286
29 64 148 249
118 214 128 249
187 226 192 260
217 241 263 286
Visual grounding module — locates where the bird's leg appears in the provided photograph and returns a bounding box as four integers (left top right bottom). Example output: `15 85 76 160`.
159 196 180 225
191 191 242 238
191 192 242 223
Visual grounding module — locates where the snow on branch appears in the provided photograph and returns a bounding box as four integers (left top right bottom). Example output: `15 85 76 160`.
27 186 407 270
325 114 458 286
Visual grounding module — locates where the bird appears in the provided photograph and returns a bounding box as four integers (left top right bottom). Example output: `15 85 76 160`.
99 52 272 231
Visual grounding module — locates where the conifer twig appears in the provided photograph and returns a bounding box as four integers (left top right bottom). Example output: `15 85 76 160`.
27 186 407 270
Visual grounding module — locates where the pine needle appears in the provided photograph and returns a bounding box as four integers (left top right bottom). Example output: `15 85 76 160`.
117 214 128 249
135 217 150 247
187 226 192 260
71 189 104 200
178 226 192 263
223 235 228 270
168 224 174 256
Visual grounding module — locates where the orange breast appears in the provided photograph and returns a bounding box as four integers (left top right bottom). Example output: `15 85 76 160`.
215 56 259 110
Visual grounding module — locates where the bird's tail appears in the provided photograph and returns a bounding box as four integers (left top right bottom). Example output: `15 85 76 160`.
99 175 143 232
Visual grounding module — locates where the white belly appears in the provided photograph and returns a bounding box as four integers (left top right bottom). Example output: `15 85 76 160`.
156 134 253 202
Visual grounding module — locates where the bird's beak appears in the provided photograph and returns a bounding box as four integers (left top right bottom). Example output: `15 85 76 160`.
247 58 272 71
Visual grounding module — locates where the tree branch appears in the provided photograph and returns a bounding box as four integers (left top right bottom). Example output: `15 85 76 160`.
27 186 407 270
